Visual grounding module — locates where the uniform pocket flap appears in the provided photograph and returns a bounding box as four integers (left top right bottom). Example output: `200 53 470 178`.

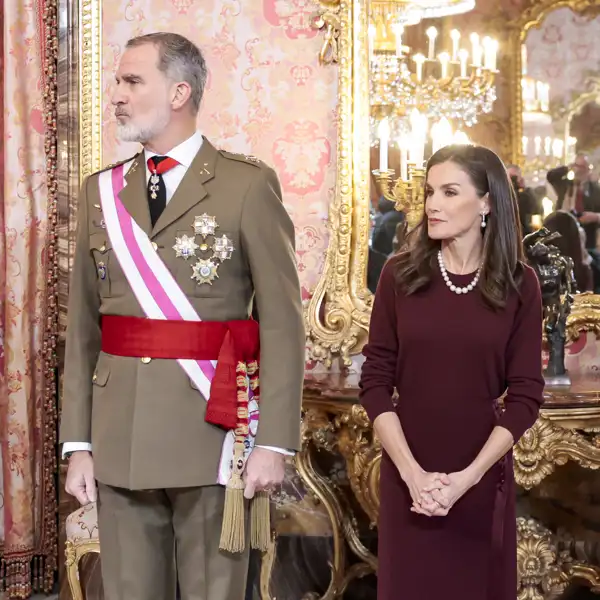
89 233 112 253
92 357 111 387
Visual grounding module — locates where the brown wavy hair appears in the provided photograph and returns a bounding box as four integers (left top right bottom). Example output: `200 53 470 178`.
393 144 525 310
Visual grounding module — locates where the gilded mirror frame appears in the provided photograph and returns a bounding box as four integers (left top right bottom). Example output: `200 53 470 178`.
57 0 103 339
308 0 372 367
508 0 600 341
553 75 600 155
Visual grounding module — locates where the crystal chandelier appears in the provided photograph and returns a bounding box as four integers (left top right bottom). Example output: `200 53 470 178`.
371 0 476 26
369 23 498 144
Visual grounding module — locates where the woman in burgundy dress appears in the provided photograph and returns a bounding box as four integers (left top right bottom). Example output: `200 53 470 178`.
359 145 544 600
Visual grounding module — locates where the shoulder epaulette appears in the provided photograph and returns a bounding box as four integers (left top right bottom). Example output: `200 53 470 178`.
95 152 141 175
218 149 266 168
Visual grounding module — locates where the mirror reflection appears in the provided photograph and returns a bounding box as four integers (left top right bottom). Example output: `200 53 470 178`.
367 11 498 290
521 8 600 293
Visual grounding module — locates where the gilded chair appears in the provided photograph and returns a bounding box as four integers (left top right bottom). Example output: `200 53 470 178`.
65 502 100 600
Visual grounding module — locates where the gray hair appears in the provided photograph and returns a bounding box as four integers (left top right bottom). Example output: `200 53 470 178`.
126 32 207 113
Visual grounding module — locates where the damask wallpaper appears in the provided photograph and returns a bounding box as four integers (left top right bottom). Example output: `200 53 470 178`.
526 8 600 108
101 0 338 299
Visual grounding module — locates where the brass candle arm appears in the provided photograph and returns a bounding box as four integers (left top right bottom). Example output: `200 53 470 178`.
372 165 426 232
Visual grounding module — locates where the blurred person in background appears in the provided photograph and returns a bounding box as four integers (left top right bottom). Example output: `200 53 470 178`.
507 164 539 235
543 211 593 292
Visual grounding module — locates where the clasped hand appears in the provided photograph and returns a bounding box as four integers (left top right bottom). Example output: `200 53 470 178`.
405 468 475 517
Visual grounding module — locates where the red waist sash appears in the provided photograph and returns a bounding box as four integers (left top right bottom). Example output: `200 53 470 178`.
100 315 260 430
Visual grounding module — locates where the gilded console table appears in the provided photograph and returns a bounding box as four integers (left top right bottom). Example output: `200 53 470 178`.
261 373 600 600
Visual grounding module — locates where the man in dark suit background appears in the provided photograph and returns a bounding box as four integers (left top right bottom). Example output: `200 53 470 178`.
547 153 600 250
547 153 600 291
507 164 540 235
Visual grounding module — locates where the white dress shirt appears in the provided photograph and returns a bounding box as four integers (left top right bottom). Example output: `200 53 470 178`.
62 131 293 458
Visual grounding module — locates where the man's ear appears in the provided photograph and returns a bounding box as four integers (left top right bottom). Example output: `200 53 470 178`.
171 82 192 111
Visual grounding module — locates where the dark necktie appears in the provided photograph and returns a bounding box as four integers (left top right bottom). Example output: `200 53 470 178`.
147 155 179 226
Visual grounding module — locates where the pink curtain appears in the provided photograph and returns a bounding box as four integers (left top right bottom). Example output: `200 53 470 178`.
0 0 58 596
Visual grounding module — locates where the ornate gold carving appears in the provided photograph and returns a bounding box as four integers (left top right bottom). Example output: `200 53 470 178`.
264 404 379 599
295 422 347 599
313 0 342 65
304 406 379 557
552 75 600 124
306 0 372 366
566 563 600 592
516 517 600 598
79 0 103 181
65 540 101 600
514 416 600 489
517 518 568 599
567 292 600 341
328 405 381 527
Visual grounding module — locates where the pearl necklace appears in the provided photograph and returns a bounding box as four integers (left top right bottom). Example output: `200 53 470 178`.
437 251 482 295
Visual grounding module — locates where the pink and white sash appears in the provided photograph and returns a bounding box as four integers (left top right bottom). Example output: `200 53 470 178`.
97 162 259 485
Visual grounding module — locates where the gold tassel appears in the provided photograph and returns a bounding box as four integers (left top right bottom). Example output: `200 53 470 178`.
219 471 246 553
246 359 271 551
250 490 271 551
219 362 250 553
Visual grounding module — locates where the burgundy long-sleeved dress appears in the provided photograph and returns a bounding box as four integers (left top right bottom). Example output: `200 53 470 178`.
359 258 544 600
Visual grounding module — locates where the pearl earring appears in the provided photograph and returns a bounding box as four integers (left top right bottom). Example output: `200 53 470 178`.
481 213 487 228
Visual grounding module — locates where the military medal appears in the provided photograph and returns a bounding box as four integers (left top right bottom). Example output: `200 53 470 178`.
213 234 234 261
193 214 218 237
149 171 160 200
97 261 107 280
174 215 235 286
173 234 199 260
191 259 219 285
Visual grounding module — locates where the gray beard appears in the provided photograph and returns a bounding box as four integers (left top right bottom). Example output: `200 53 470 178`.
116 122 154 144
116 109 171 144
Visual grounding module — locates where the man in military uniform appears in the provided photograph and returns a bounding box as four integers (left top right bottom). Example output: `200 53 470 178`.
60 32 305 600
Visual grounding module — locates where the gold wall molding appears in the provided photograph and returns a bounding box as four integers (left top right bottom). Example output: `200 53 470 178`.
79 0 103 182
307 0 372 367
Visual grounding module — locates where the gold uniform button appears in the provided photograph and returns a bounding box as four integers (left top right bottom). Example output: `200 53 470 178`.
141 357 151 364
100 245 106 252
92 373 98 383
151 242 158 251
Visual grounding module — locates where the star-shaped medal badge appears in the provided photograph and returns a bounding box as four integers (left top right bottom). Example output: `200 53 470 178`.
193 214 218 237
191 259 219 285
213 234 234 261
173 234 199 260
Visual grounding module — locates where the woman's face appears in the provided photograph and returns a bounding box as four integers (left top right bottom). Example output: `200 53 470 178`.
425 161 489 241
